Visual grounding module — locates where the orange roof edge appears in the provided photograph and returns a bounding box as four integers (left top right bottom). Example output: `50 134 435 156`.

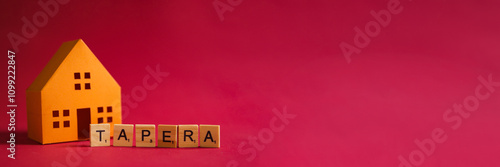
27 39 83 92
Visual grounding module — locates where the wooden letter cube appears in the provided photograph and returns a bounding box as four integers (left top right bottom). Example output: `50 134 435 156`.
157 125 178 148
178 125 198 148
135 124 156 147
200 125 220 148
113 124 134 147
90 124 110 147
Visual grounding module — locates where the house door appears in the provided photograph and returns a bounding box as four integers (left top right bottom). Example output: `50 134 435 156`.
77 108 91 139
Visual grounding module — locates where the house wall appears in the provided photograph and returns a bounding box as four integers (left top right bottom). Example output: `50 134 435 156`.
26 91 43 144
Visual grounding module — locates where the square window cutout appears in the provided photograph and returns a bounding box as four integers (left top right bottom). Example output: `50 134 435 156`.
74 73 80 79
53 121 59 128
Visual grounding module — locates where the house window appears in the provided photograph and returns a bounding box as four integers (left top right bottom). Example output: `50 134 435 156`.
54 110 69 128
98 117 103 123
85 83 91 90
63 110 69 116
98 107 104 113
74 73 80 79
75 72 91 90
107 106 112 113
53 121 60 128
64 121 70 127
107 117 113 123
75 84 81 90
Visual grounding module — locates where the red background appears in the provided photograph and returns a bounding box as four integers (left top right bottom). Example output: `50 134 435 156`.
2 0 500 166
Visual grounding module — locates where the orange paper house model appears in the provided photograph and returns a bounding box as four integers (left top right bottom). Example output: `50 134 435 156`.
26 39 121 144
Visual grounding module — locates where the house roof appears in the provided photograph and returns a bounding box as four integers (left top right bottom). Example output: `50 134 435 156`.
27 39 114 92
